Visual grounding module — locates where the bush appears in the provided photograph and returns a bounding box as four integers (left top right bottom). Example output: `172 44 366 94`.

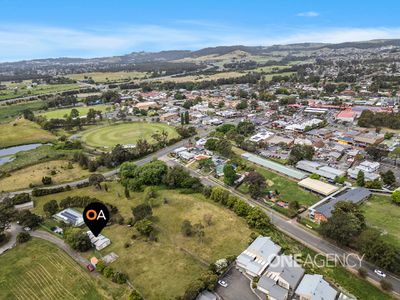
135 219 154 237
42 176 52 185
380 279 393 291
96 260 106 273
358 267 368 278
112 271 128 284
103 266 114 278
128 290 143 300
16 232 31 244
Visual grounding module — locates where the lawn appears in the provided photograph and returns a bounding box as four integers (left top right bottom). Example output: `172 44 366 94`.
0 100 44 123
33 184 252 300
38 105 111 119
79 122 180 148
66 71 147 83
0 238 124 300
0 119 56 148
160 71 247 83
0 160 91 191
0 83 80 100
363 194 400 247
236 158 320 207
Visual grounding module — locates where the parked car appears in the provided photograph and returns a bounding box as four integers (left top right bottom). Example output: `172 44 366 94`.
374 269 386 278
218 280 228 288
86 264 95 272
23 227 31 231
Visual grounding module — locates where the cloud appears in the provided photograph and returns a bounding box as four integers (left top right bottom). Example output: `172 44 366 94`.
0 23 400 62
297 11 320 17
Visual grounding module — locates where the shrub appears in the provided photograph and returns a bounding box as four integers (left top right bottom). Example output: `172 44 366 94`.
16 232 31 244
128 290 143 300
42 176 52 185
358 267 368 278
381 279 393 291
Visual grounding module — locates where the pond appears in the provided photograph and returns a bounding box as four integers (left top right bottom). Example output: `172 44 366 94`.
0 143 44 166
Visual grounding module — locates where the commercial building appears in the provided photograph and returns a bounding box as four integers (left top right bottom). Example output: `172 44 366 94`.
298 178 340 196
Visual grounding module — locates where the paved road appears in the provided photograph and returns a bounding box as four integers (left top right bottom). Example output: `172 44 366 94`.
164 157 400 297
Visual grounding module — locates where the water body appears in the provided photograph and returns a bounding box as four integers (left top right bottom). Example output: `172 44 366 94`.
0 143 44 166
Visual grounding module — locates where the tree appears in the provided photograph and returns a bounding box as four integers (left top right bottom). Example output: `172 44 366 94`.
356 170 365 187
246 207 270 230
204 138 218 151
17 210 42 228
132 203 153 222
184 111 190 124
135 219 154 236
124 186 130 199
288 144 314 165
233 200 251 217
392 189 400 204
319 202 365 246
198 158 214 172
43 200 59 217
215 138 232 157
70 108 80 118
42 176 52 185
22 109 35 121
236 100 248 110
366 146 388 161
244 171 266 199
223 164 236 186
381 280 393 292
357 228 399 272
64 228 92 252
16 232 31 244
112 271 128 284
216 124 236 134
181 220 193 236
381 170 396 186
88 173 105 186
128 290 143 300
236 121 255 136
210 186 230 204
358 267 368 278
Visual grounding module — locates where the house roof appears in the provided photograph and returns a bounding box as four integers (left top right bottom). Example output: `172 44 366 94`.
257 276 288 300
296 274 337 300
267 255 305 288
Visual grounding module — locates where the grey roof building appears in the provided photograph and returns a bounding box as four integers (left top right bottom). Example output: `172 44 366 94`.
257 276 288 300
295 274 337 300
264 255 305 291
313 188 371 219
236 236 281 277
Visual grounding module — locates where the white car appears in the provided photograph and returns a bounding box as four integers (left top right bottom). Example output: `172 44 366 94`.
374 269 386 278
23 227 31 231
218 280 228 288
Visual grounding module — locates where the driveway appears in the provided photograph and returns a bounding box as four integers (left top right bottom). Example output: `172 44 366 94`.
216 267 259 300
0 223 22 255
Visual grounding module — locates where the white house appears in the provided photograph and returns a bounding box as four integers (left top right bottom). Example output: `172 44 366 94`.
295 274 337 300
87 231 111 251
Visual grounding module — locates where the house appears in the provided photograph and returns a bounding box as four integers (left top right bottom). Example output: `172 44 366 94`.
263 255 305 291
310 188 371 222
347 161 380 181
295 274 337 300
298 178 339 196
55 208 84 226
236 236 281 277
178 150 195 161
160 112 179 122
87 231 111 251
195 291 217 300
135 101 159 110
257 276 288 300
249 131 274 143
267 136 294 147
353 133 384 147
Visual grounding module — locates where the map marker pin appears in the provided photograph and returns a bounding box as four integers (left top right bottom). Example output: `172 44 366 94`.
83 202 110 237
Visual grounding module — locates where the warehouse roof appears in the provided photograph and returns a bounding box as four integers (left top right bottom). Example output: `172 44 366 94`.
298 178 339 196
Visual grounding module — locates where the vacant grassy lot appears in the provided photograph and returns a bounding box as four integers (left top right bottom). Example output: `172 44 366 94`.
67 71 147 83
0 160 90 191
264 71 295 81
39 105 111 119
79 122 179 148
363 194 400 247
0 119 56 148
0 84 80 100
0 239 105 300
34 184 252 300
0 100 44 123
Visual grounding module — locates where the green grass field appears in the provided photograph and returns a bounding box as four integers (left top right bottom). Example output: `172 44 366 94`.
79 122 179 148
0 239 107 300
39 105 111 119
363 194 400 247
0 100 44 123
0 119 56 148
0 84 80 100
33 183 252 300
67 71 147 83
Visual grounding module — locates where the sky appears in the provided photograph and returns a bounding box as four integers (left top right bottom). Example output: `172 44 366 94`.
0 0 400 62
